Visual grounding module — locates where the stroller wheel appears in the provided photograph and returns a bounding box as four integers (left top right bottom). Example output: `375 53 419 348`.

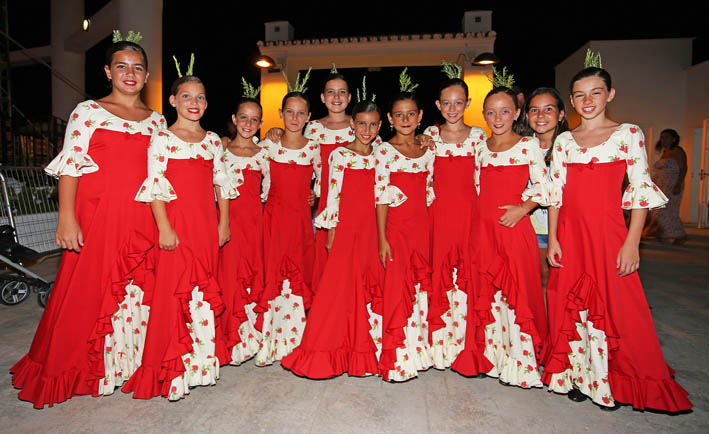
38 282 53 308
1 280 30 305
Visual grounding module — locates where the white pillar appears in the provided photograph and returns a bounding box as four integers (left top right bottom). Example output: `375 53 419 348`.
50 0 84 120
118 0 163 113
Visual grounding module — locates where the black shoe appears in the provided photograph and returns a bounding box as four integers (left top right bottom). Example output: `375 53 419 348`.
499 379 512 387
599 402 621 412
567 388 588 402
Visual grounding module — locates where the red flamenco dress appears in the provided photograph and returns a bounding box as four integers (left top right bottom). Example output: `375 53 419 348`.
10 101 165 408
281 146 382 378
253 138 320 366
544 124 692 411
122 131 238 401
374 142 436 382
306 121 354 295
473 137 550 388
216 148 269 365
423 125 488 372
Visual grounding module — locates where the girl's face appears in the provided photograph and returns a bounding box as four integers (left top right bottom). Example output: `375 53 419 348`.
483 93 519 135
527 93 564 136
169 81 207 121
279 96 311 133
321 79 351 114
351 111 381 146
232 102 262 140
387 99 422 136
104 50 148 96
436 85 470 124
570 76 615 121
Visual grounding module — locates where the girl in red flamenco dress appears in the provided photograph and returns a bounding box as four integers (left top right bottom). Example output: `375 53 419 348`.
282 98 383 378
216 88 269 366
544 57 692 412
375 70 436 382
473 85 551 389
122 70 238 400
421 62 488 372
10 37 165 408
253 87 321 366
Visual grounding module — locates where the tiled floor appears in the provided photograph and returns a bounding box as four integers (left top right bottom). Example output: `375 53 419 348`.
1 230 707 433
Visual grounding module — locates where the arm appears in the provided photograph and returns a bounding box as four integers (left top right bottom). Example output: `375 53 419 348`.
547 206 562 267
56 176 83 251
617 208 646 276
499 139 548 227
673 148 687 195
376 204 392 267
151 200 179 250
265 127 284 143
216 188 230 247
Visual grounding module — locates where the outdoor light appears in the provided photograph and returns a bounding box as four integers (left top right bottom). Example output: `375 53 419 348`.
473 52 500 65
255 55 276 69
82 19 90 32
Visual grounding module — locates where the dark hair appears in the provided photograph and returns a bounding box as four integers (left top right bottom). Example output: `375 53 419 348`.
389 92 420 113
282 91 310 111
518 87 569 165
321 73 350 93
438 78 469 99
570 67 612 93
655 128 680 151
105 41 148 70
170 75 204 97
233 98 263 116
351 100 381 119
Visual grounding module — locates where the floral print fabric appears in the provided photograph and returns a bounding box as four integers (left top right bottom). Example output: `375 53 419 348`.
224 148 270 202
374 142 435 207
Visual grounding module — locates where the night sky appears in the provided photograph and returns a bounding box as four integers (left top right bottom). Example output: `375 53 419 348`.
7 1 706 136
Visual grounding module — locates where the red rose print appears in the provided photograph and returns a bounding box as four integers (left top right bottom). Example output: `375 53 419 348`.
639 200 649 207
171 386 177 393
602 397 611 404
557 379 564 386
123 122 130 128
72 113 79 119
84 120 91 127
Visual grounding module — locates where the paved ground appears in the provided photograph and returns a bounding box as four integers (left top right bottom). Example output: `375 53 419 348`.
1 229 707 434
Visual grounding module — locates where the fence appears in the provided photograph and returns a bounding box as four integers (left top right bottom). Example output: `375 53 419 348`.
0 166 59 253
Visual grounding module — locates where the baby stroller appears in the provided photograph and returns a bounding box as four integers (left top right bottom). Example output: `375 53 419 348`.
0 224 53 307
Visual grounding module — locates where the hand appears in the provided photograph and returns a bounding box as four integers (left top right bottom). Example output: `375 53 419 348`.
415 134 434 150
616 241 639 276
265 128 284 144
56 215 84 252
218 221 230 247
498 204 528 227
325 228 335 253
308 190 316 207
547 237 563 267
378 239 393 267
159 226 179 251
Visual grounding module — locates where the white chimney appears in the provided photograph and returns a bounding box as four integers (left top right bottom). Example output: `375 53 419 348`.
463 11 492 34
265 21 294 42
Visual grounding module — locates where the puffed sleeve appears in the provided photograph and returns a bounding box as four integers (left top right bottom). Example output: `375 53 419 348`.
257 149 271 202
521 137 552 206
473 141 483 195
312 142 322 197
210 134 240 199
549 134 568 208
314 150 346 228
135 130 177 202
45 102 99 177
374 144 407 207
425 150 435 206
620 125 668 210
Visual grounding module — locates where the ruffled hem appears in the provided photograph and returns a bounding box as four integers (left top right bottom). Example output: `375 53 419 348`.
313 206 339 229
10 355 96 409
135 176 177 202
215 174 241 200
221 258 258 359
254 256 312 331
609 369 692 412
378 185 407 207
522 181 552 206
550 185 563 209
429 246 470 343
121 361 184 399
45 148 99 178
450 347 494 377
230 319 262 365
254 292 307 366
282 347 379 379
622 181 668 210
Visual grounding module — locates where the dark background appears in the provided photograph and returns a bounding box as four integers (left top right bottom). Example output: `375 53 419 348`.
7 1 707 137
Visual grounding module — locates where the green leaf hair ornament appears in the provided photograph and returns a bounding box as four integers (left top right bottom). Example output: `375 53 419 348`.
356 76 376 102
281 67 312 93
330 63 338 74
173 53 195 78
584 48 603 69
112 30 143 44
488 66 515 89
241 77 261 99
398 67 419 92
441 60 462 79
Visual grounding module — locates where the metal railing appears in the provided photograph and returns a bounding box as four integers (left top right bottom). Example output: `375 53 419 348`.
0 166 59 252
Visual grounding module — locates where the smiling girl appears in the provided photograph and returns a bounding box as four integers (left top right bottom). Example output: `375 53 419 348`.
282 97 383 378
473 85 550 389
543 56 692 412
254 87 321 366
11 34 166 408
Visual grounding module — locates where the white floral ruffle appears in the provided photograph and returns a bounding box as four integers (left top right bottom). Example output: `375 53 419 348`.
230 303 263 366
214 172 241 200
313 206 338 229
254 282 307 367
135 176 177 203
522 180 552 206
381 185 407 207
45 148 99 178
621 181 668 210
430 283 467 369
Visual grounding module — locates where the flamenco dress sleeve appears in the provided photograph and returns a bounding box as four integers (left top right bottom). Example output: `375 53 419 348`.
549 134 569 208
374 144 407 207
620 125 668 209
135 130 177 202
521 137 552 206
314 150 344 228
210 133 240 199
45 102 99 177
